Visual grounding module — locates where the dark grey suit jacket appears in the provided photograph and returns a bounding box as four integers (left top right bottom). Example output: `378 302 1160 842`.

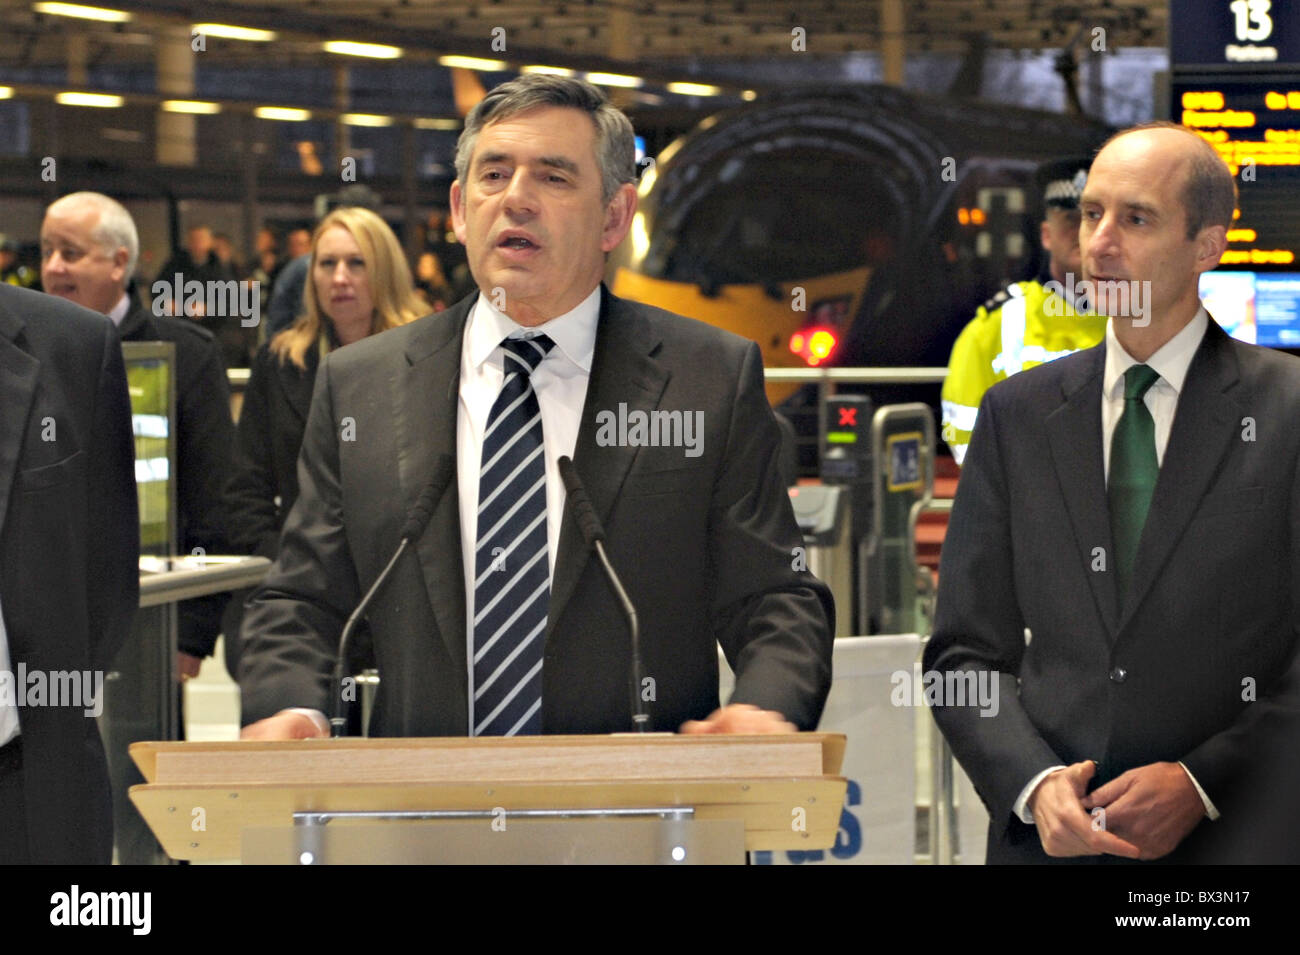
0 285 138 863
925 319 1300 863
239 287 833 734
119 297 236 658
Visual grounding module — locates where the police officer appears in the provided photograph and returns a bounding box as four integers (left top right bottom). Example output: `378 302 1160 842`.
942 159 1107 464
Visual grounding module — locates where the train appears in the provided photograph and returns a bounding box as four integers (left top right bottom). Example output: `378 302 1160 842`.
610 84 1112 413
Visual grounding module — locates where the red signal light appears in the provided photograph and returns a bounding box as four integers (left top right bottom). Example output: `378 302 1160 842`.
789 326 839 367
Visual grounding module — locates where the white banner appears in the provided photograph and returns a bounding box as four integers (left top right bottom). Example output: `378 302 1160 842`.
720 634 921 865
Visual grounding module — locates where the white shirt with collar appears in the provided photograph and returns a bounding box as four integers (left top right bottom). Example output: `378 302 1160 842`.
457 287 600 729
1014 306 1220 826
107 292 131 327
1100 306 1208 477
0 604 17 747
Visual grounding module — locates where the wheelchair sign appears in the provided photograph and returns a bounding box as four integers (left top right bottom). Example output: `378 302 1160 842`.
886 432 922 492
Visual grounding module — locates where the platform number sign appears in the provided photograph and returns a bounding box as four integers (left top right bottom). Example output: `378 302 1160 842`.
1230 0 1273 43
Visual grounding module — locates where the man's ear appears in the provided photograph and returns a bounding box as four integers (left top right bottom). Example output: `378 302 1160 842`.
449 180 468 246
111 246 129 286
1040 218 1053 253
1193 224 1228 275
600 182 638 253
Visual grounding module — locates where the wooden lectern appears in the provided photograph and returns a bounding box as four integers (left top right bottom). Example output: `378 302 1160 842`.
130 734 846 864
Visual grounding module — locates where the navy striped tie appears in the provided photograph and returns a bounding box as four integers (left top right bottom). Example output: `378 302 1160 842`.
473 333 555 736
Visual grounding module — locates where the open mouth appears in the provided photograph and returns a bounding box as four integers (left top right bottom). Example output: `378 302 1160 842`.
498 234 539 251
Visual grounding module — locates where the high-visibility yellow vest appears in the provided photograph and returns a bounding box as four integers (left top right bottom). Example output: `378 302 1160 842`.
941 279 1107 465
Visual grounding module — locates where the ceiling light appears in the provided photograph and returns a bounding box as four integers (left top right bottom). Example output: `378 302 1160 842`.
55 91 124 107
438 55 508 71
341 113 393 127
667 82 721 97
33 3 130 23
162 99 221 114
192 23 277 42
585 72 643 89
324 41 402 59
521 65 575 77
254 106 311 121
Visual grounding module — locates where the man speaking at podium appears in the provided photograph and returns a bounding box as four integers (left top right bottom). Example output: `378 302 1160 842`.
238 75 832 740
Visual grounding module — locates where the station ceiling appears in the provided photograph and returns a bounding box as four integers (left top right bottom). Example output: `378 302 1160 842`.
0 1 1168 76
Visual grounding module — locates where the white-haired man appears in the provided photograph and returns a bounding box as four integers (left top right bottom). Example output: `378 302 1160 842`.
41 192 237 677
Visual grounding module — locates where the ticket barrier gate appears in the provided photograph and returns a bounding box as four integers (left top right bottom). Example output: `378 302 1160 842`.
789 485 853 638
862 403 936 636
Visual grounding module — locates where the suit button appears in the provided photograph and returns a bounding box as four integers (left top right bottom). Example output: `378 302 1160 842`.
1110 667 1127 683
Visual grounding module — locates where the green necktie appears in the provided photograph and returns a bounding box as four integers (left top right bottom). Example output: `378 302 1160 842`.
1109 364 1161 603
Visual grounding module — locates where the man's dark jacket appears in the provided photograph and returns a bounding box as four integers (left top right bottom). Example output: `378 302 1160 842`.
239 288 834 734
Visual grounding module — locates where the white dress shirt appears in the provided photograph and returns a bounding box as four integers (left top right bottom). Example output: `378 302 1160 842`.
107 292 131 327
0 599 18 746
1015 308 1220 825
457 287 600 730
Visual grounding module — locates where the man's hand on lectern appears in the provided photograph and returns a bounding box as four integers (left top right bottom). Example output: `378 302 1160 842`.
240 710 330 740
680 703 797 734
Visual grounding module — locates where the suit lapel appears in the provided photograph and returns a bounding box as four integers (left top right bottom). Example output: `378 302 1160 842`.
546 287 668 639
1045 344 1119 639
0 301 38 544
1117 321 1242 635
396 299 472 675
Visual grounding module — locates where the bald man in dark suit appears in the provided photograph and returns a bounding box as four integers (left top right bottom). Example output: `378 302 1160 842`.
927 123 1300 864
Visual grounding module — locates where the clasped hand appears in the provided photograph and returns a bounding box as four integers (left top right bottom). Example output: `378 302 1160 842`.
1028 759 1207 860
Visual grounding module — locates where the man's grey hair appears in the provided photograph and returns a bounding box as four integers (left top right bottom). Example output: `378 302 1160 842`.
454 74 637 205
46 191 139 282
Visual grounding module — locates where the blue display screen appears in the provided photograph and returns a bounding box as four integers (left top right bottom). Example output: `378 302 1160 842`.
1199 271 1300 348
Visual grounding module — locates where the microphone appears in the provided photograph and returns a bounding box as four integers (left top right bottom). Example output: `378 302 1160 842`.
558 455 649 732
331 454 455 737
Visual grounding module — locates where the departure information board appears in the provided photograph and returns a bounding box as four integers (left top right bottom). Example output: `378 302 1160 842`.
1173 77 1300 269
1170 3 1300 347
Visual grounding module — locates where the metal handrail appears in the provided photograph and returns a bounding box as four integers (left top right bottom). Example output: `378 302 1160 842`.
907 497 956 865
763 367 948 385
226 364 949 393
907 497 953 575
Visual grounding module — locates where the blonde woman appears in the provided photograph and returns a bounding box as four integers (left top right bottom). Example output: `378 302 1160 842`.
223 208 426 672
